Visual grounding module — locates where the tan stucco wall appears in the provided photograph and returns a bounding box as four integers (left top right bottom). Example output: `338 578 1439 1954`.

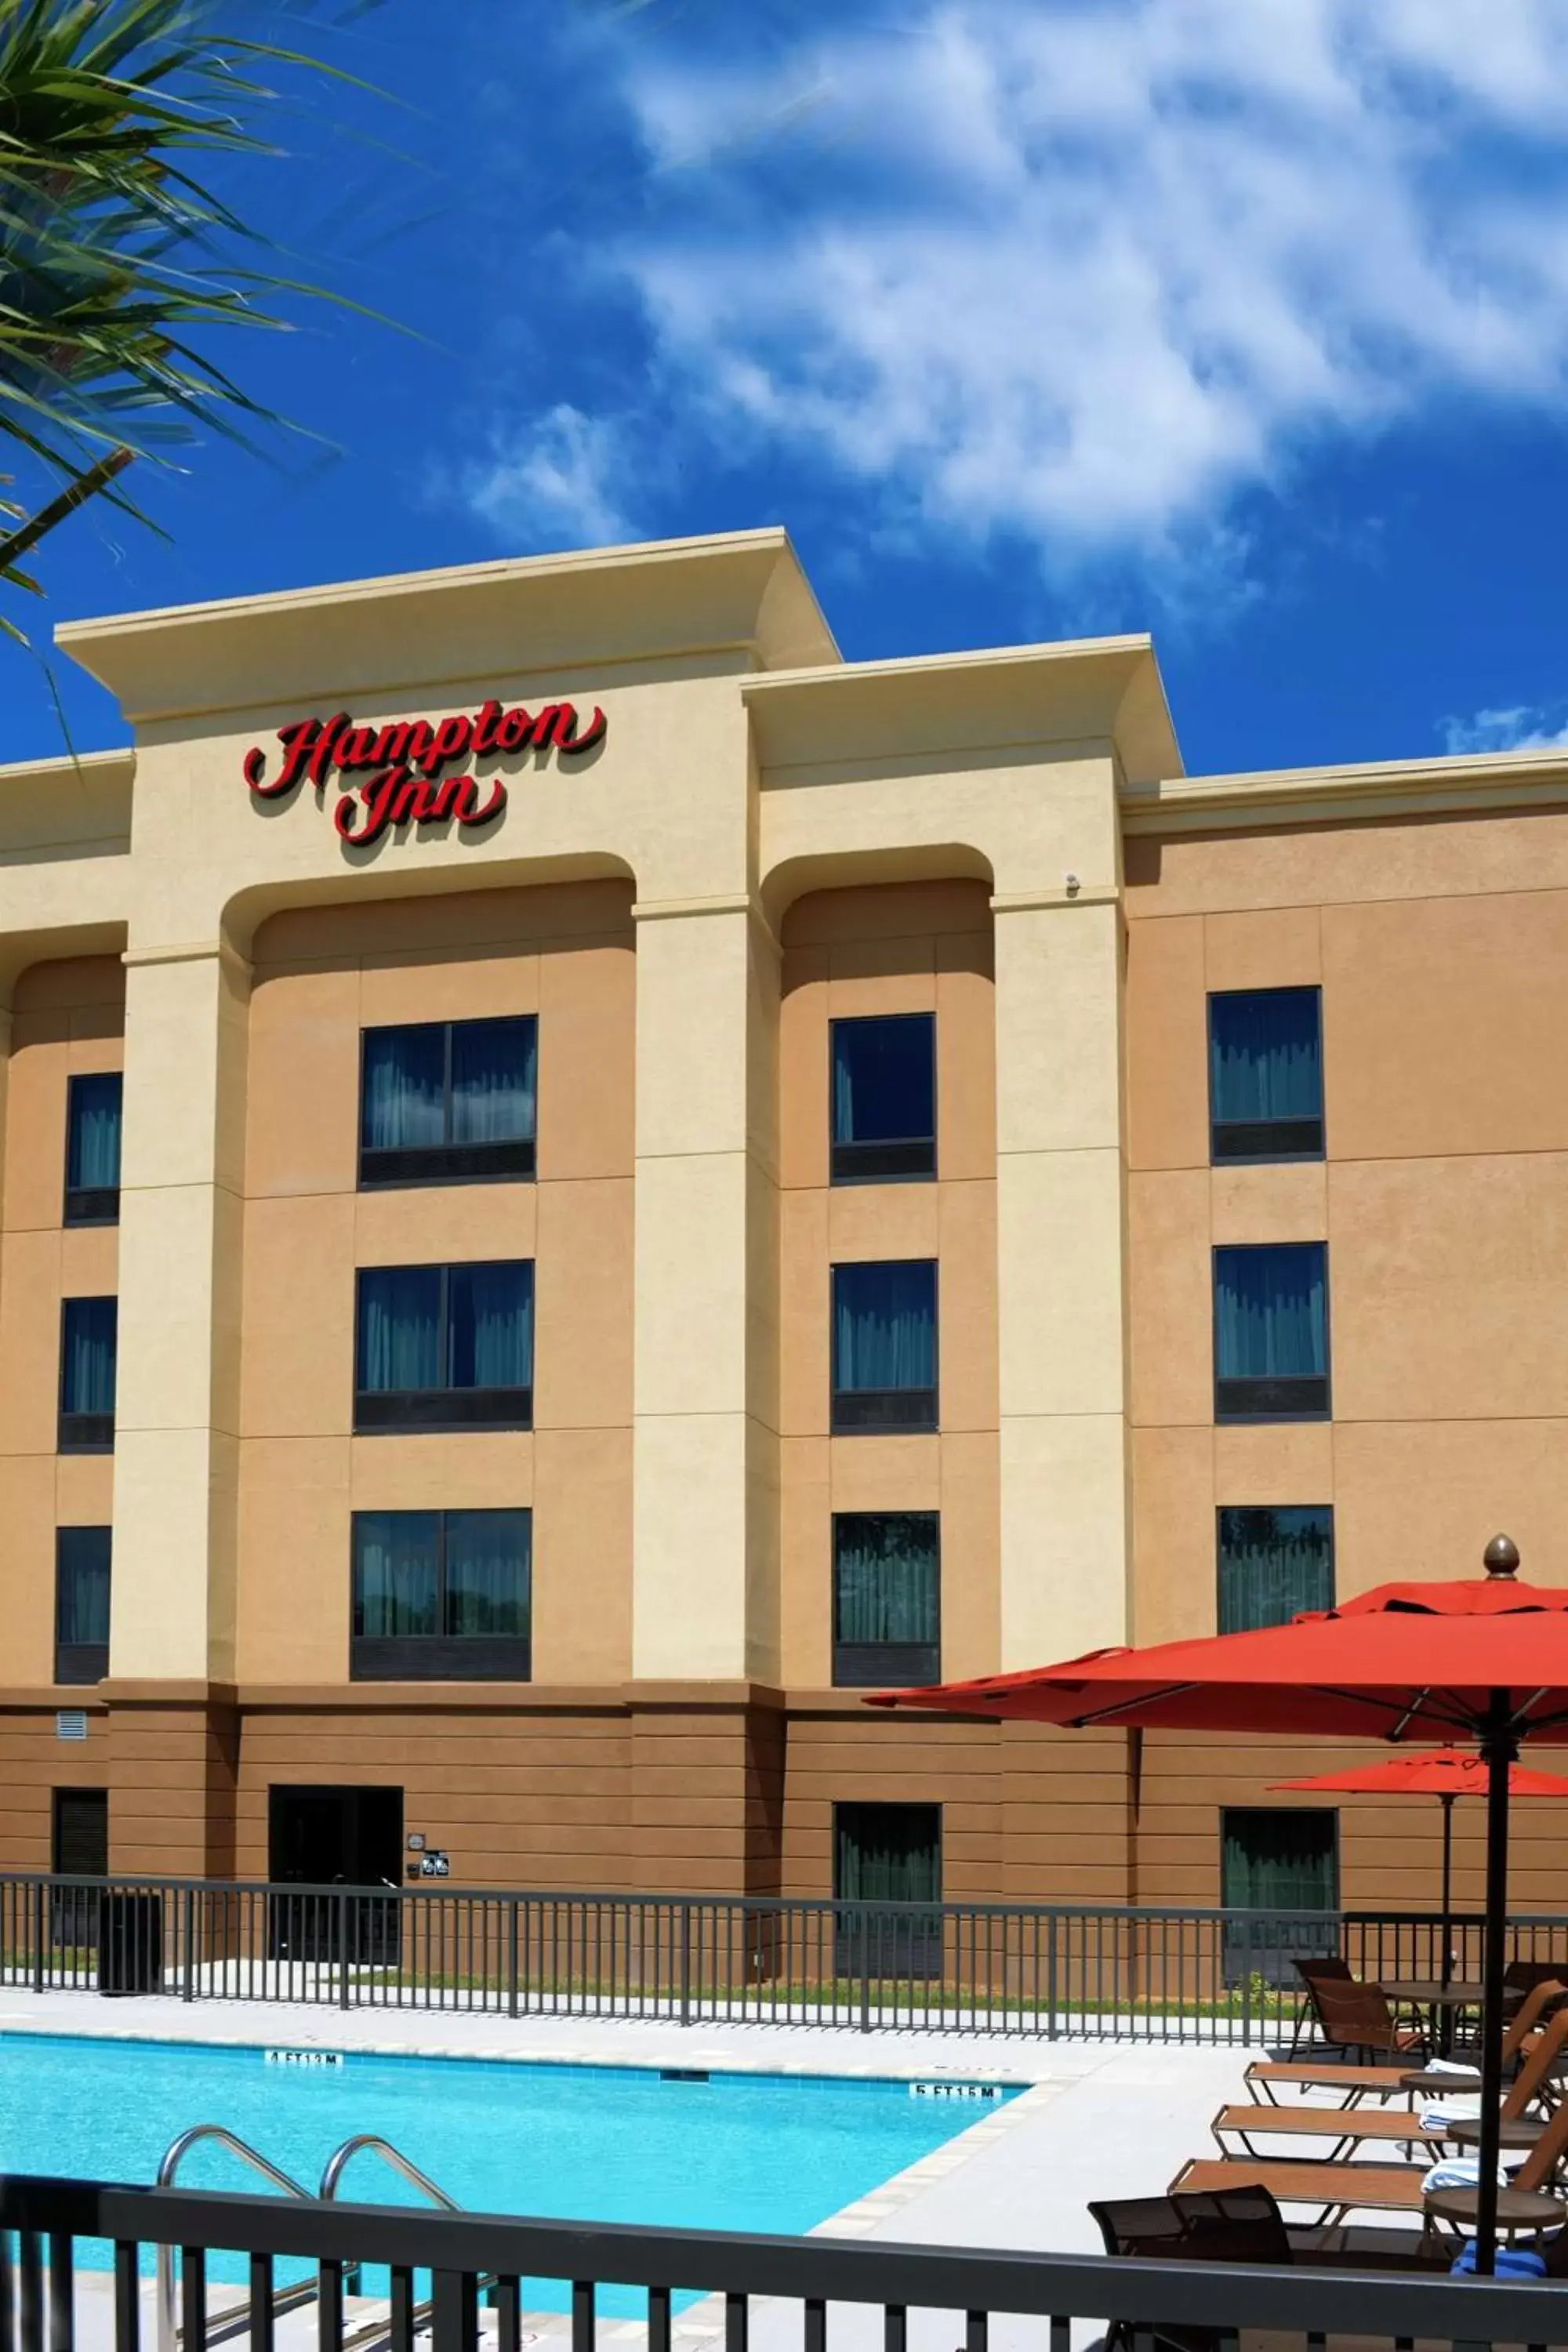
236 880 635 1686
0 956 122 1689
777 879 1000 1687
1125 814 1568 1647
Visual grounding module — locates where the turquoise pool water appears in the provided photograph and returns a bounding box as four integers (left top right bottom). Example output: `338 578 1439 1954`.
0 2034 1011 2307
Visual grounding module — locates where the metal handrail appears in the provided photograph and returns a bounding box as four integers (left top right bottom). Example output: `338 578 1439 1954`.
319 2133 459 2211
155 2125 312 2352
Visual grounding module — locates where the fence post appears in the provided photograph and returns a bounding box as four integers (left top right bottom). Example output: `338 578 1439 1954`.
183 1888 195 2003
1047 1911 1059 2041
678 1901 691 2029
859 1918 871 2035
338 1892 351 2011
31 1882 44 1993
507 1896 520 2021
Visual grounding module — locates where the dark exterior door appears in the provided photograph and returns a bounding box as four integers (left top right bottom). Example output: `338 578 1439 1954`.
834 1801 943 1983
51 1788 107 1947
267 1785 403 1965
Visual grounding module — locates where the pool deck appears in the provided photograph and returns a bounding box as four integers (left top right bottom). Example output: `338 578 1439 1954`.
1 1992 1312 2352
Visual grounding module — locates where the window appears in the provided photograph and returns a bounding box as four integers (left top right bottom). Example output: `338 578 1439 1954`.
833 1512 939 1686
56 1527 110 1685
834 1802 942 1980
830 1014 936 1182
831 1260 938 1433
354 1261 533 1432
351 1509 532 1680
64 1073 122 1225
360 1017 537 1189
1213 1243 1329 1421
1221 1806 1339 1985
1218 1505 1334 1634
59 1297 117 1453
1209 988 1323 1163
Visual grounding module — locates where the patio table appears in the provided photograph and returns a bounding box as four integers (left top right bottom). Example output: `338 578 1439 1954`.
1378 1976 1484 2057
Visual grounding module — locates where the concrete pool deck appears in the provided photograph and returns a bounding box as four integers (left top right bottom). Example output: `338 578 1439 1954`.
1 1987 1261 2249
0 1992 1317 2352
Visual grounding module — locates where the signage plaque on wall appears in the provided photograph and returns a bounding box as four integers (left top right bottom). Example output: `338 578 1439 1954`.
242 697 607 848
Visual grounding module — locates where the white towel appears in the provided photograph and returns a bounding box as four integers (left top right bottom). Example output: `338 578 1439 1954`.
1421 2100 1483 2128
1421 2155 1521 2192
1422 2057 1482 2078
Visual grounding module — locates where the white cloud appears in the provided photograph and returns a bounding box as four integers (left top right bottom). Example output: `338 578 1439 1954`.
457 405 635 552
475 0 1568 592
1439 705 1568 756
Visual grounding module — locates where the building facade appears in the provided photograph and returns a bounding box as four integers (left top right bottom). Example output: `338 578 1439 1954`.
2 527 1566 1919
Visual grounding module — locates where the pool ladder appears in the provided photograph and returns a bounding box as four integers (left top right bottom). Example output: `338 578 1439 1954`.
155 2125 476 2352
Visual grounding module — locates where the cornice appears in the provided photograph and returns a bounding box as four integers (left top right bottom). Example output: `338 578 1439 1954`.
1121 748 1568 835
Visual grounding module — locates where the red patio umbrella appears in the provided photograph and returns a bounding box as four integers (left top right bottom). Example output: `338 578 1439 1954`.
868 1534 1568 2273
1271 1748 1568 1988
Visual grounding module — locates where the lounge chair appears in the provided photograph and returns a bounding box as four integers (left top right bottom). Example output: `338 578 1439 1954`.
1446 1973 1567 2064
1216 2007 1568 2162
1245 2057 1432 2107
1172 2079 1568 2232
1091 2186 1446 2281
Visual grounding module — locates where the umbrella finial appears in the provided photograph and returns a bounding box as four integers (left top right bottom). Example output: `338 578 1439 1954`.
1483 1533 1520 1578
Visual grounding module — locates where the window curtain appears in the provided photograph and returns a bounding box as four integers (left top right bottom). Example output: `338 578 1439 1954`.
62 1298 117 1414
836 1805 941 1904
1218 1506 1334 1634
832 1014 935 1144
56 1528 110 1645
834 1514 938 1644
1221 1810 1338 1911
445 1511 531 1636
1210 990 1322 1124
448 1262 533 1388
67 1075 122 1189
362 1026 445 1150
451 1018 536 1143
1214 1244 1326 1379
354 1512 440 1636
358 1268 442 1391
833 1261 936 1392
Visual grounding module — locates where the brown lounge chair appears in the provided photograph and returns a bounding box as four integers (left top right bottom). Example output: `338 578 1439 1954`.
1173 2078 1568 2233
1220 2006 1568 2160
1091 2185 1448 2285
1247 1974 1566 2108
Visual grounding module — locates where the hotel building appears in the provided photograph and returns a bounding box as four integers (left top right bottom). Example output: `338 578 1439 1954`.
3 526 1566 1923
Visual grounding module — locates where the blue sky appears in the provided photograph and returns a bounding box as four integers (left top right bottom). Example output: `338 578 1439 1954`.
6 0 1568 777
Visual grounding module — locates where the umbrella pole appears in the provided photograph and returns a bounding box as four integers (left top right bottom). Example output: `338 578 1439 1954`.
1440 1795 1454 1991
1472 1691 1518 2280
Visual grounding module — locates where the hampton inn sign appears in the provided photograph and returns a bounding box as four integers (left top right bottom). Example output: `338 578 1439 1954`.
243 697 608 848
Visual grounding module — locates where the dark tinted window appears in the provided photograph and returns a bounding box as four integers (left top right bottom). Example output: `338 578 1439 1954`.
833 1512 939 1686
831 1014 935 1181
56 1526 111 1684
831 1261 938 1433
354 1262 533 1432
64 1073 122 1224
1214 1243 1328 1421
351 1508 531 1679
1209 989 1323 1163
360 1017 537 1187
1218 1506 1334 1633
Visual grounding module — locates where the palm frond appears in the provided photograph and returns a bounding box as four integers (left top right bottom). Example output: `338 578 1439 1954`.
0 0 393 541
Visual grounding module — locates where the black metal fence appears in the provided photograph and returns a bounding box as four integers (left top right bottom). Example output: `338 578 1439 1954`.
5 2170 1567 2352
7 1871 1568 2041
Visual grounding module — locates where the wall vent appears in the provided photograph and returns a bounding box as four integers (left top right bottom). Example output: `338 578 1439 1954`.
54 1710 88 1742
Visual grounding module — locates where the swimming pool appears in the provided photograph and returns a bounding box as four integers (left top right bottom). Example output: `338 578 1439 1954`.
0 2034 1013 2303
